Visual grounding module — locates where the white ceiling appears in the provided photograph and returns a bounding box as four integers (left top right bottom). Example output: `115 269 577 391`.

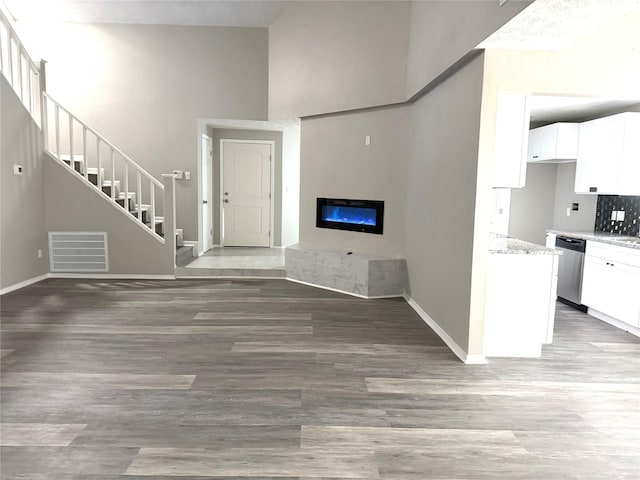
529 95 640 124
2 0 289 27
480 0 640 51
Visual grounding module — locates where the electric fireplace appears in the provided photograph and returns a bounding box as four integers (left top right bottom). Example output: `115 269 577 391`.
316 198 384 235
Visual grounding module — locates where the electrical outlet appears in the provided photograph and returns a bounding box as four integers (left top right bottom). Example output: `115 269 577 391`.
172 170 183 179
611 210 618 221
616 210 625 222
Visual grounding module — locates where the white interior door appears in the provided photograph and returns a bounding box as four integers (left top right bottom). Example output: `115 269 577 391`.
201 135 213 252
222 141 271 247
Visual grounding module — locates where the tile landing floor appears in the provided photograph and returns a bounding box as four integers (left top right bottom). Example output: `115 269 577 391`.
177 247 285 278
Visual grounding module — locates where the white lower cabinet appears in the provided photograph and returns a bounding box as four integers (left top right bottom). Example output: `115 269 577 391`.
581 242 640 329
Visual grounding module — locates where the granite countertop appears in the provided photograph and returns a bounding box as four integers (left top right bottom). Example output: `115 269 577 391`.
547 230 640 250
489 234 559 255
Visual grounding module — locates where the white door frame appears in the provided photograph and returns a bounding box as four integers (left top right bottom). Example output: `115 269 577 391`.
201 134 213 252
219 139 275 248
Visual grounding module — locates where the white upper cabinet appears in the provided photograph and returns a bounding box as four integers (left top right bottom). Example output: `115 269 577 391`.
492 92 530 188
528 123 579 162
575 112 640 195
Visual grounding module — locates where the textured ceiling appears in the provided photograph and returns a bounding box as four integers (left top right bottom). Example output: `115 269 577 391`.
480 0 640 50
2 0 289 27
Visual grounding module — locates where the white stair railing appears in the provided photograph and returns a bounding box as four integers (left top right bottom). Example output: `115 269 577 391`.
43 92 166 243
0 5 41 126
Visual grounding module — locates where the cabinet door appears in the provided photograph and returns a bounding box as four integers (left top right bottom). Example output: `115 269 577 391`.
575 116 625 194
528 124 557 162
582 255 640 328
493 92 530 188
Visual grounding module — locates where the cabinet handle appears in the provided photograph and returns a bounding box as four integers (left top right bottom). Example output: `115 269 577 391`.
532 155 539 159
589 187 598 193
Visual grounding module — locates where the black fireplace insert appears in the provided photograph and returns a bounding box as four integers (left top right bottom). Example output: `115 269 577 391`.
316 198 384 235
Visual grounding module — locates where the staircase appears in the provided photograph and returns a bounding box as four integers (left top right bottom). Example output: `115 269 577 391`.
43 93 167 242
1 6 179 273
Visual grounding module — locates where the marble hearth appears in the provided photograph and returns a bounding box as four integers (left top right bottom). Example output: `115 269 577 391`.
285 244 407 298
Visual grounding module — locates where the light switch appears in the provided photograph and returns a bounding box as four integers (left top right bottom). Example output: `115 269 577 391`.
13 165 23 175
184 171 191 180
616 210 625 222
364 135 371 146
611 210 617 221
566 207 571 217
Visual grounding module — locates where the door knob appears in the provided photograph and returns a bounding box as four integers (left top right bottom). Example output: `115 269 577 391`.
203 200 208 204
224 199 229 203
224 192 229 196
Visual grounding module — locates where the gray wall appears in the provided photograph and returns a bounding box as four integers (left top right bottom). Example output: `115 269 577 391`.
552 162 598 232
404 54 485 354
298 106 410 257
508 163 558 245
18 22 269 242
209 128 283 246
44 156 174 275
0 77 48 291
406 0 531 97
268 1 411 119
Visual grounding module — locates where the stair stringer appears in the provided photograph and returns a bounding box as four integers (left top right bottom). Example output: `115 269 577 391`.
44 153 175 275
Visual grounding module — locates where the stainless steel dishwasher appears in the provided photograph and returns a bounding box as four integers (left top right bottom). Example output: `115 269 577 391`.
555 236 587 312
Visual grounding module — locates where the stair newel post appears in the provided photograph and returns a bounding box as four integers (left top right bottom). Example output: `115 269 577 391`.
110 149 116 201
162 174 177 267
83 126 88 182
136 171 142 224
55 104 60 157
124 161 129 213
150 179 155 234
68 113 73 171
96 137 102 191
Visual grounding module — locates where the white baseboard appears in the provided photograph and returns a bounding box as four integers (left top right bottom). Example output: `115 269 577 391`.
588 308 640 338
403 294 487 365
286 277 403 300
49 273 176 280
176 275 287 280
0 273 49 295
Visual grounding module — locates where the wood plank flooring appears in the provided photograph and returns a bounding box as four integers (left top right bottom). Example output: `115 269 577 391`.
1 278 639 479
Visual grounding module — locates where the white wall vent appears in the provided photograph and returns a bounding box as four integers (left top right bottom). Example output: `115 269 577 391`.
48 232 109 272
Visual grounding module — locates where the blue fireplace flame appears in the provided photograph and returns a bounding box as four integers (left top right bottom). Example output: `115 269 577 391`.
321 205 377 226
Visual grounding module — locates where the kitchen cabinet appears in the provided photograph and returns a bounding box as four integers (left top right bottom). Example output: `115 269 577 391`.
581 241 640 329
492 92 530 188
574 112 640 195
528 123 579 162
484 248 559 357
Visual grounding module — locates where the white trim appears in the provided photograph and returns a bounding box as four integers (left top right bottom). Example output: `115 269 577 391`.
587 307 640 338
286 277 403 300
403 294 488 365
220 139 275 248
176 275 286 280
0 274 49 295
49 274 176 280
200 133 214 253
181 240 199 257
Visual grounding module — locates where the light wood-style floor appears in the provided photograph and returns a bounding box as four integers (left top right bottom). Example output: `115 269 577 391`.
1 278 639 479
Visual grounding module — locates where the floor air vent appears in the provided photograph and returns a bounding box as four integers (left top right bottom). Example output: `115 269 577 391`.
49 232 109 272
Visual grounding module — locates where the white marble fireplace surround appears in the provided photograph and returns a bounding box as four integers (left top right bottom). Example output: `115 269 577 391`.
285 244 407 298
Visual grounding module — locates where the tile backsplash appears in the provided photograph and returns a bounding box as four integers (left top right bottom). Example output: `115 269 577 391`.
595 195 640 236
